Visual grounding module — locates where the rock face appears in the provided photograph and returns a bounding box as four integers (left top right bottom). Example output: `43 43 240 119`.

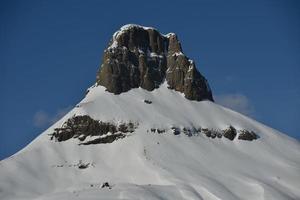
96 24 213 101
223 126 237 141
50 116 259 145
50 115 137 144
238 130 258 141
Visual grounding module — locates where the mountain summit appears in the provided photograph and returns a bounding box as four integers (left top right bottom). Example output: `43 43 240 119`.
97 24 213 101
0 24 299 200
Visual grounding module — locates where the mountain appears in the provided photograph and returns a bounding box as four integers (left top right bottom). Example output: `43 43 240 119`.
96 24 213 101
0 24 299 200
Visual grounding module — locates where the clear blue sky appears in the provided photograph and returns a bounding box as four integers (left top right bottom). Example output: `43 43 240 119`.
0 0 299 160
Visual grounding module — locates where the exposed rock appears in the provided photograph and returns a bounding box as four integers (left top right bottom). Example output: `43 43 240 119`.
147 125 257 142
144 99 152 104
202 128 222 139
196 128 202 134
101 182 112 189
223 126 237 141
168 33 182 54
50 115 137 144
201 128 211 137
96 24 213 101
166 50 213 101
77 160 89 169
211 132 217 139
157 129 165 134
150 128 156 133
182 127 192 136
118 122 134 133
171 127 181 135
238 130 258 141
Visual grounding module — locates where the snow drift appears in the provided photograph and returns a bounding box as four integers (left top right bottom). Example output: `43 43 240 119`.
0 83 299 200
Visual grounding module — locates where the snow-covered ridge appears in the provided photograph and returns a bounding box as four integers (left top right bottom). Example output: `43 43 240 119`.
0 82 300 200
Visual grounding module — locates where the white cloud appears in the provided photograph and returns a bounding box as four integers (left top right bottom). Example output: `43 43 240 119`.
33 106 72 128
215 94 255 117
33 111 50 128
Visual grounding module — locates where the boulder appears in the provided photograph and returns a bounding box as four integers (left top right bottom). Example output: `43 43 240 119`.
223 126 237 141
238 130 258 141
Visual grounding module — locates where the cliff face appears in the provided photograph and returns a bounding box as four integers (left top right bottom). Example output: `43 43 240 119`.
96 24 213 101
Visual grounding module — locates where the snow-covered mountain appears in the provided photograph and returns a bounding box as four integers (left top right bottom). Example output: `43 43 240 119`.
1 24 299 200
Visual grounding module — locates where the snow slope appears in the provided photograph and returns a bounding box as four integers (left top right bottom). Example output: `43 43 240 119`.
1 83 300 200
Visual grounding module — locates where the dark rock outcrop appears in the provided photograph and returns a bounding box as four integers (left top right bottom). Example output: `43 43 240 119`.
238 130 258 141
78 161 89 169
144 99 152 104
101 182 112 189
202 128 222 139
223 126 237 141
148 125 258 142
50 115 137 144
171 127 181 135
96 24 213 101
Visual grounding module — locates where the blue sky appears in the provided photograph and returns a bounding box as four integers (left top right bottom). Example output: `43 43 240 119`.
0 0 299 160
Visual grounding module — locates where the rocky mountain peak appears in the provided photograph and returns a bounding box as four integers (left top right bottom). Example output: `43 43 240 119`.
96 24 213 101
167 33 182 54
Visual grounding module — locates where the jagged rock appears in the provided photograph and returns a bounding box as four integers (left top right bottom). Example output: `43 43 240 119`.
157 129 165 134
50 115 137 144
238 130 258 141
171 127 181 135
182 127 192 136
150 128 156 133
118 123 130 133
97 25 167 94
223 126 237 141
78 160 89 169
101 182 111 189
144 100 152 104
145 125 258 142
96 24 213 101
202 128 221 138
168 33 182 54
